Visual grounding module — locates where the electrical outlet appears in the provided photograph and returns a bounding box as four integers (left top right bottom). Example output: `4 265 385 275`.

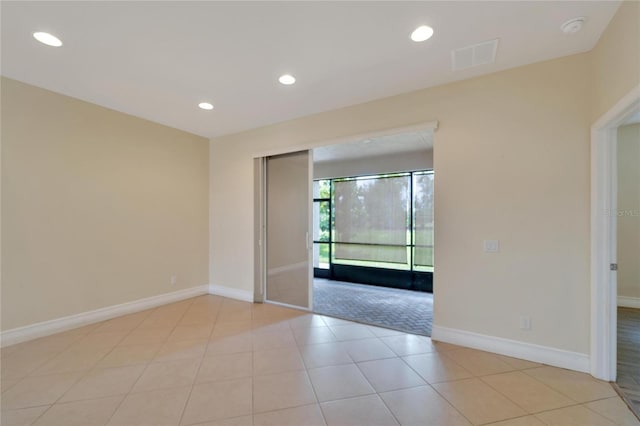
520 315 532 330
484 239 500 253
170 275 177 286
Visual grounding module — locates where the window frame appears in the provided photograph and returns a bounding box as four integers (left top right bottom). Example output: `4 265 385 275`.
313 170 434 286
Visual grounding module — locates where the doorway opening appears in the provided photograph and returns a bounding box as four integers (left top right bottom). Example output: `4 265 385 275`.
590 85 639 417
614 120 640 416
311 129 435 335
255 121 438 336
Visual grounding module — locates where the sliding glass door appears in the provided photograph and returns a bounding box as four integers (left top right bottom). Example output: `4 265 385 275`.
265 151 312 309
313 180 331 278
413 171 434 271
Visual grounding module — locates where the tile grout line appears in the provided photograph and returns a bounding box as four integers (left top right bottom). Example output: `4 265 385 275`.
397 345 473 388
475 384 626 425
251 303 256 424
519 367 618 407
92 300 194 425
580 395 639 425
351 358 402 426
102 296 199 426
27 307 158 425
176 296 222 426
611 381 640 422
300 367 328 426
476 370 576 416
426 380 478 426
3 296 635 426
8 332 87 381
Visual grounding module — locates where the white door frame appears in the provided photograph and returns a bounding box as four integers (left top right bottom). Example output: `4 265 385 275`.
252 120 439 307
307 152 314 311
253 157 267 304
590 85 640 381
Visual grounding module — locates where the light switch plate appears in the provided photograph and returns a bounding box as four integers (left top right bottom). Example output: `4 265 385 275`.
484 240 500 253
520 316 532 330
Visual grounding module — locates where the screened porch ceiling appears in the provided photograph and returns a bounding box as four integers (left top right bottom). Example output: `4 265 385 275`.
312 130 434 164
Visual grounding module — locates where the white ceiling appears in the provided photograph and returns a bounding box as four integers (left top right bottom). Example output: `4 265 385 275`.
313 130 433 163
1 1 620 139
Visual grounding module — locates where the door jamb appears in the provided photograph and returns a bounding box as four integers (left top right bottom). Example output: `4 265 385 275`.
253 157 266 303
590 85 640 381
252 121 439 306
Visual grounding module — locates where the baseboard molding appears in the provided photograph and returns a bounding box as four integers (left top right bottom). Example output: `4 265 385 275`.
209 284 254 303
431 325 590 373
618 296 640 309
0 285 208 348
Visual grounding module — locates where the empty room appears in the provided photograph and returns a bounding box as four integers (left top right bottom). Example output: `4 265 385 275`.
1 1 639 426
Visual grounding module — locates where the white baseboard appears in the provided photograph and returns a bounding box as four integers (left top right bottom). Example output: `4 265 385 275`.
431 325 590 373
209 284 254 303
618 296 640 309
0 285 209 348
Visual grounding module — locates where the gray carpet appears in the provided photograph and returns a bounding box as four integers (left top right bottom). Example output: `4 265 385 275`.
313 278 433 336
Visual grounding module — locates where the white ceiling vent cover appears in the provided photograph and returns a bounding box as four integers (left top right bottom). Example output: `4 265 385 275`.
452 39 499 71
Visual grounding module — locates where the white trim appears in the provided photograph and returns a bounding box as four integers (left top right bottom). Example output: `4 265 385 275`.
618 296 640 309
592 87 640 130
209 283 254 303
590 123 618 381
0 285 208 348
252 120 439 159
253 157 266 303
591 84 640 381
432 325 590 373
307 152 314 311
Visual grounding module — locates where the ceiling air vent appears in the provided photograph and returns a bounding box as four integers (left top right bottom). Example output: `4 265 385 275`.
451 39 499 71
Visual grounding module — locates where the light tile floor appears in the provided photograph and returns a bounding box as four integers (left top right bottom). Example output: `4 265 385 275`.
1 295 638 426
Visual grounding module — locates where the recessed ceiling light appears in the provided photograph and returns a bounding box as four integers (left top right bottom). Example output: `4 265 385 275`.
278 74 296 85
33 32 63 47
198 102 214 110
411 25 434 42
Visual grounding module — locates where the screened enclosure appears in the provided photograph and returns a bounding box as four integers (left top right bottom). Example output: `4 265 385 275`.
313 171 434 291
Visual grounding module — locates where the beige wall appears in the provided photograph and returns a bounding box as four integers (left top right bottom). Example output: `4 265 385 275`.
2 0 631 355
617 124 640 300
209 0 639 358
1 77 209 331
591 0 639 121
211 53 593 353
314 149 433 180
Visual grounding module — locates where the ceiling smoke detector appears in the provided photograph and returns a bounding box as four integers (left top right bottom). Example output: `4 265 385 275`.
560 17 585 35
